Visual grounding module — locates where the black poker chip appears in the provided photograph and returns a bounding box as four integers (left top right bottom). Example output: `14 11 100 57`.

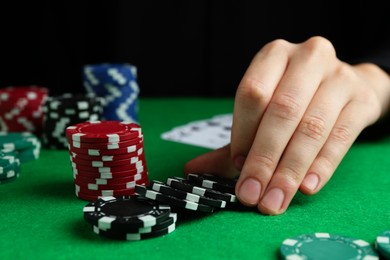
148 180 226 208
42 93 104 149
166 177 237 203
83 195 171 230
135 184 215 213
108 212 177 233
188 173 237 188
93 222 176 241
187 173 236 194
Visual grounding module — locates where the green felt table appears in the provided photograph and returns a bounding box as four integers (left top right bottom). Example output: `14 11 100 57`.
1 98 390 260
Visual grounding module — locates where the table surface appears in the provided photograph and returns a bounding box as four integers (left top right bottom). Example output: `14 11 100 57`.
1 98 390 260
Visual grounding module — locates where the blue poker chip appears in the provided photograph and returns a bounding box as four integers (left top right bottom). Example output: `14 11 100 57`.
83 63 140 122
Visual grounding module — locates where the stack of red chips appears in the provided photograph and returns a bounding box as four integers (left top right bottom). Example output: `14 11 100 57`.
0 86 48 135
65 120 149 201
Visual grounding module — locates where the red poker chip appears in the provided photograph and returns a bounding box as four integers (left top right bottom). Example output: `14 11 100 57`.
68 142 145 156
74 175 149 190
75 182 148 196
0 86 48 102
74 172 145 185
0 86 48 134
72 160 144 173
71 155 141 167
72 166 146 179
66 121 142 143
68 136 143 150
70 146 143 161
75 191 104 202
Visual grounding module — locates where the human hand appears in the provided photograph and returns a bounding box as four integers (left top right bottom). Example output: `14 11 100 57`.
184 36 390 215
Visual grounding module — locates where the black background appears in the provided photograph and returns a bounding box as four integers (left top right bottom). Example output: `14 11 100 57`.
1 1 389 97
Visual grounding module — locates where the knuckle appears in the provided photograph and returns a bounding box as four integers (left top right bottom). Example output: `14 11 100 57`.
282 164 304 187
332 63 381 121
269 93 301 121
304 36 336 58
250 152 276 170
298 114 327 141
330 124 353 144
263 39 290 54
316 154 336 176
334 62 357 82
236 77 269 106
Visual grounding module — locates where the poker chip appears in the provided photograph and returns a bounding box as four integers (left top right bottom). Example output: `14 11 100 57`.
75 175 148 191
71 156 141 167
166 177 237 203
148 180 226 208
0 86 48 135
376 230 390 259
72 160 144 173
74 172 144 185
0 151 21 184
66 120 149 201
42 93 104 149
94 212 177 234
0 132 41 163
66 121 141 143
93 222 176 241
72 168 144 179
69 144 145 156
187 173 236 194
280 233 379 260
135 184 215 213
69 137 143 150
76 185 141 197
70 146 143 161
189 173 237 188
83 196 171 230
83 63 140 123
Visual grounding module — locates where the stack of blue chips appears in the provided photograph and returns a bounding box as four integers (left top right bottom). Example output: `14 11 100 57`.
83 63 140 123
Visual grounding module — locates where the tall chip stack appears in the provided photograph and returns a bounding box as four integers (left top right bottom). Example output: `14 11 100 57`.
65 120 148 201
0 86 48 136
83 63 140 123
42 93 104 149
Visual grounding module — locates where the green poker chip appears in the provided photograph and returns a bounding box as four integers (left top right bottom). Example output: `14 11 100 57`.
0 174 19 184
0 132 37 150
0 132 41 163
376 230 390 259
0 153 17 167
280 233 378 260
0 160 20 181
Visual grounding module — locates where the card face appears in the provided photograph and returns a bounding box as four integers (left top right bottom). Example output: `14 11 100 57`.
161 114 232 149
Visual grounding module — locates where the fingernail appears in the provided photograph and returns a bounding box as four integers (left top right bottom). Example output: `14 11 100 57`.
238 178 261 205
261 188 284 212
234 156 246 170
302 173 319 191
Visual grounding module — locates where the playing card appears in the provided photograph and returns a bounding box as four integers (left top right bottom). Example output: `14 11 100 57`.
161 114 232 149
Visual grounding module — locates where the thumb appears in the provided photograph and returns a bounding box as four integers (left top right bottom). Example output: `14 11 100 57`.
183 144 239 179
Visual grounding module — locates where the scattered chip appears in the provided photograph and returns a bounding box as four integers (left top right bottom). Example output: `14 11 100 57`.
376 230 390 259
166 177 237 203
93 222 176 241
280 233 379 260
135 184 214 213
149 180 226 208
83 196 171 230
187 173 236 194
